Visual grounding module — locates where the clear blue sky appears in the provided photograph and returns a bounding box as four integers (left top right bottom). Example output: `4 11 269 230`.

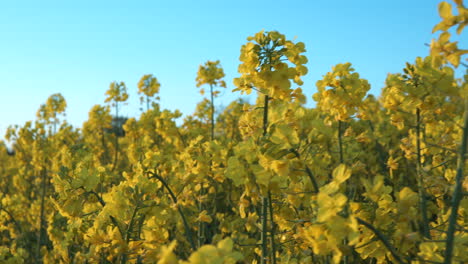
0 0 464 142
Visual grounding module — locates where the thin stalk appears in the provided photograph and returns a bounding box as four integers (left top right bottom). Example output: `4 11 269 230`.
263 95 269 137
126 206 139 241
199 83 216 247
36 169 47 264
100 128 110 163
261 95 269 264
261 196 268 264
356 217 408 264
111 103 120 172
416 108 431 239
0 192 22 234
121 205 139 264
53 121 57 136
89 191 125 238
198 186 205 248
338 120 344 164
289 148 319 193
268 191 277 264
0 207 22 234
338 120 348 264
146 95 150 112
367 120 389 172
136 214 146 241
148 171 196 250
444 99 468 264
210 84 215 141
197 84 216 247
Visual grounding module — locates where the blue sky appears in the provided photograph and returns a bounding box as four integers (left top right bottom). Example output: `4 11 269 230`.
0 0 464 142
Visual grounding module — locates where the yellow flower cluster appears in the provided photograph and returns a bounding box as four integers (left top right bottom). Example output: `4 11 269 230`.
313 62 370 121
105 81 129 103
233 30 308 102
138 74 161 98
196 60 226 93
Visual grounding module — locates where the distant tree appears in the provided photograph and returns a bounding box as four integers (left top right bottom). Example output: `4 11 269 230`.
106 116 128 137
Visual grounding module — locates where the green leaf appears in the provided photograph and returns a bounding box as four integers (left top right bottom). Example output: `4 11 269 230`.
270 124 299 147
82 170 99 191
226 157 244 186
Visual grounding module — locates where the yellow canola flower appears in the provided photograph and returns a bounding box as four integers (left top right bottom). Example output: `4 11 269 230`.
271 160 289 177
138 74 161 97
361 175 392 203
270 123 299 147
398 187 418 206
418 242 444 263
105 81 128 103
319 164 351 195
234 30 308 102
387 156 400 171
196 60 226 89
317 192 347 222
198 210 213 223
332 164 352 184
314 62 370 121
46 93 67 117
157 241 178 264
182 238 243 264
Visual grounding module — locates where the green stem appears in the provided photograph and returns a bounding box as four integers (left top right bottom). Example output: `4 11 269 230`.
416 108 431 239
338 120 344 164
261 196 268 264
443 99 468 264
100 128 110 163
111 103 120 172
198 84 216 247
126 205 139 243
263 95 269 137
121 205 139 264
210 84 215 141
268 191 277 264
198 186 205 248
53 120 57 136
0 207 22 234
89 191 125 241
290 148 319 193
338 120 348 264
356 217 408 264
146 95 150 112
36 169 47 264
147 171 196 250
0 191 23 236
261 95 269 264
